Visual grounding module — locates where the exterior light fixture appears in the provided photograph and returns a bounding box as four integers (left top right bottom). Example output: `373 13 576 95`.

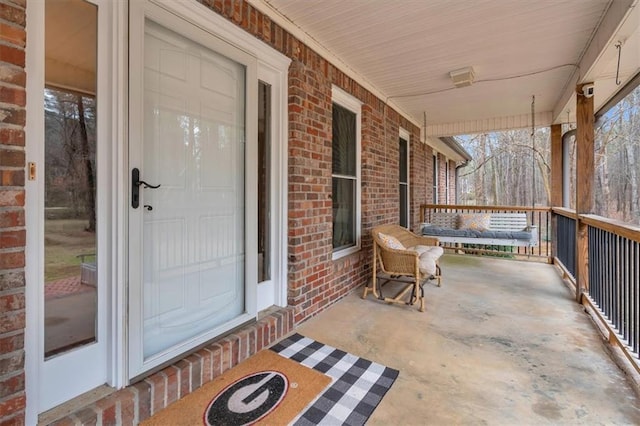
449 66 475 88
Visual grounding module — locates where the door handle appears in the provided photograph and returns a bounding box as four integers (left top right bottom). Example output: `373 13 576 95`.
132 168 161 209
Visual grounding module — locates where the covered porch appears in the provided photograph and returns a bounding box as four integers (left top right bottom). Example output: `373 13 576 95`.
302 254 640 424
44 251 640 424
6 0 640 423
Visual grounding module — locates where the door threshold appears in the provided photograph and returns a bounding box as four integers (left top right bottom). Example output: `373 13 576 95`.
38 385 115 425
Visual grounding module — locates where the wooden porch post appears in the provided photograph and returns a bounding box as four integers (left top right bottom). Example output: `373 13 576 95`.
550 124 562 259
575 83 594 303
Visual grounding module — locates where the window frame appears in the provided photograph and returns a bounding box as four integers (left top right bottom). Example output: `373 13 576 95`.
399 128 410 228
331 86 362 260
433 153 439 204
445 159 450 204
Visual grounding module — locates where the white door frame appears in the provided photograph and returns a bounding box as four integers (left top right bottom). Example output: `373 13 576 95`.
127 0 290 377
256 63 289 311
25 0 127 420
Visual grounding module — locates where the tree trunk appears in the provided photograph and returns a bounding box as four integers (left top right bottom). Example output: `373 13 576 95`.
77 95 96 232
625 142 639 222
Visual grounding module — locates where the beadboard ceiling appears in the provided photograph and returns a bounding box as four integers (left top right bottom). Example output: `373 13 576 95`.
44 0 640 136
45 0 97 94
252 0 640 136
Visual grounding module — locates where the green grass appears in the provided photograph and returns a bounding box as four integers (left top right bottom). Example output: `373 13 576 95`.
44 219 96 282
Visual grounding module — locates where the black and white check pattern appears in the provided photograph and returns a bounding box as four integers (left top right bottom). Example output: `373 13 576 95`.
271 333 399 426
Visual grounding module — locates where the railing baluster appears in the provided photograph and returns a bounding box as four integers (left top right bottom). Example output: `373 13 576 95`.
609 231 614 326
589 227 596 306
625 238 629 343
635 240 639 354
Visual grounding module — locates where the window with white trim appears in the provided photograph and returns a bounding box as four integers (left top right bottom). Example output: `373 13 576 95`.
331 86 361 258
445 159 450 204
399 129 410 228
433 154 439 203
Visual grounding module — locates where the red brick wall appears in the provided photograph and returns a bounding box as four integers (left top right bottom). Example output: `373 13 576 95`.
412 143 432 230
448 159 457 204
0 0 27 423
436 153 447 204
286 59 334 322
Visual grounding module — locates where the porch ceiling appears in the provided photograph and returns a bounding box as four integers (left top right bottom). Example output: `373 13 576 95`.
250 0 640 136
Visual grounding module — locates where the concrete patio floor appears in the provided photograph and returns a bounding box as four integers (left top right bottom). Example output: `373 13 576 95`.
297 254 640 425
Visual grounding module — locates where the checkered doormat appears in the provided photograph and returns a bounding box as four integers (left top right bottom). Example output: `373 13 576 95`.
271 333 399 426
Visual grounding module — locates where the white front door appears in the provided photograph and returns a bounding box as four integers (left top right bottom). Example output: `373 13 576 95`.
128 2 257 377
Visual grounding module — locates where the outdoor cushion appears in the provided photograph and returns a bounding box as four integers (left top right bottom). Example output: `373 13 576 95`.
378 232 405 250
477 230 533 240
458 213 491 231
410 245 443 276
409 245 444 258
418 251 441 276
408 245 430 256
422 226 481 238
422 226 533 241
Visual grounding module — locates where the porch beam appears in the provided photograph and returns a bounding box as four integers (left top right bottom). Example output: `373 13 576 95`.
552 0 635 121
575 83 594 303
550 124 562 259
550 124 563 207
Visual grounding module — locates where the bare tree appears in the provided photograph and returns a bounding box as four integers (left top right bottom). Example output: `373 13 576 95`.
457 128 550 207
45 88 97 229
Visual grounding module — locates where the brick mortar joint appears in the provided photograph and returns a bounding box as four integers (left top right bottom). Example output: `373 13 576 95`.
0 13 26 26
0 80 27 91
0 286 24 295
0 0 26 10
0 227 25 234
0 37 26 49
0 100 25 108
0 143 26 151
0 328 22 337
0 363 24 378
0 247 23 253
0 123 24 132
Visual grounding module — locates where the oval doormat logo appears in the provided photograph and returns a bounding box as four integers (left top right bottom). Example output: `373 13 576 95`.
204 371 288 425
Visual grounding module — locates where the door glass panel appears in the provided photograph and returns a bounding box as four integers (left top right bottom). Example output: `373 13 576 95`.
142 21 246 358
258 82 271 282
44 0 98 358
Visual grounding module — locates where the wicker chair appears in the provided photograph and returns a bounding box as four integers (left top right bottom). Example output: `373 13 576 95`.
363 224 442 312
